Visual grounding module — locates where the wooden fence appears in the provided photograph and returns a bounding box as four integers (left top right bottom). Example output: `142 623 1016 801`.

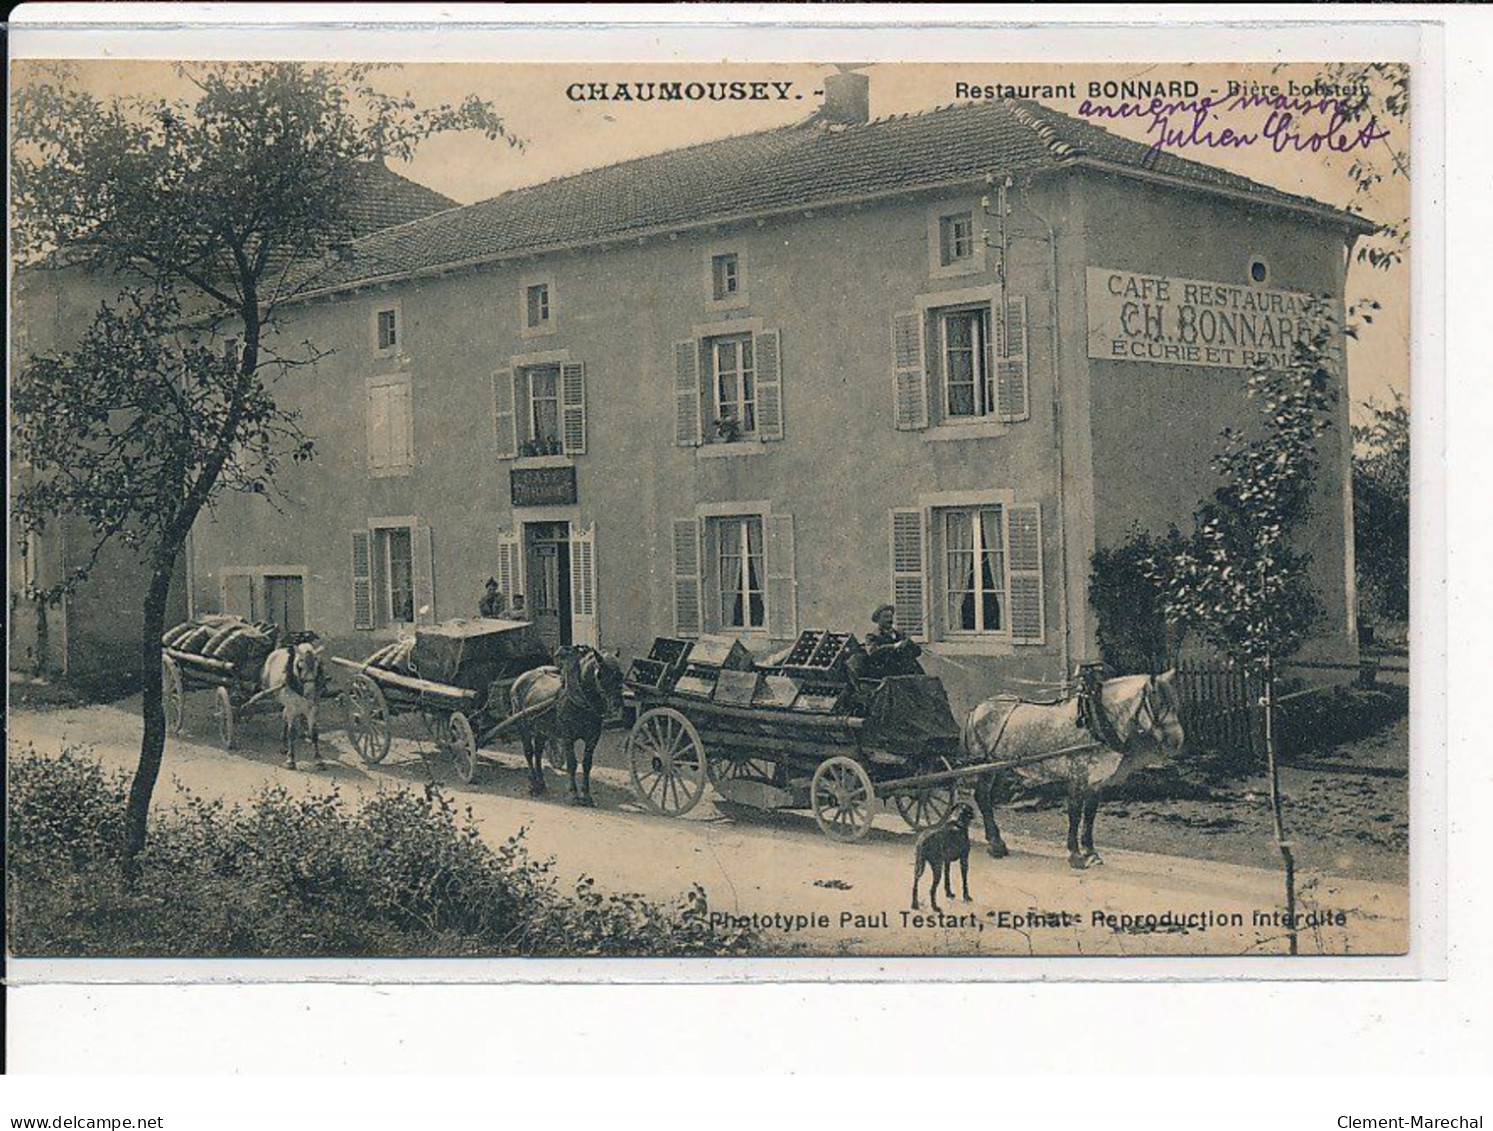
1174 659 1267 764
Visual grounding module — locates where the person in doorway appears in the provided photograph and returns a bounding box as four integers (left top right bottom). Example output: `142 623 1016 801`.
479 578 506 619
852 603 925 681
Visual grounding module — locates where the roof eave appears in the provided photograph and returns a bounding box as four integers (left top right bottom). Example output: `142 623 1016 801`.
1069 156 1379 236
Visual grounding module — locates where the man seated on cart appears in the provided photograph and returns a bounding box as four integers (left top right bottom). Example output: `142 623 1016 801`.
849 603 924 683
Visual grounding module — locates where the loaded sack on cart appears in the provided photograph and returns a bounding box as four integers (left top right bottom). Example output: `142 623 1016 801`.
159 615 281 743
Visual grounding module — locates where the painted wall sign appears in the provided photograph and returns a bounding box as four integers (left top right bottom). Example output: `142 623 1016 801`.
510 465 578 507
1086 267 1333 370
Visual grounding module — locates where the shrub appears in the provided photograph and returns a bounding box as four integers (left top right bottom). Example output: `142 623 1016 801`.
7 746 756 957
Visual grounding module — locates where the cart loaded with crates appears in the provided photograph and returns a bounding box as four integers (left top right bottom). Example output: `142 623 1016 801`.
623 629 967 842
160 614 321 749
330 618 552 783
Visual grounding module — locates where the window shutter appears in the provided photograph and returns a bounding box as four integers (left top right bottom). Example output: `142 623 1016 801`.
890 509 928 641
367 383 389 471
496 528 522 609
996 296 1030 423
754 329 784 441
411 523 435 625
1006 502 1045 644
674 340 702 447
492 369 517 459
569 523 598 648
561 361 587 455
765 513 797 640
891 311 928 431
672 517 702 637
392 382 413 468
351 531 374 629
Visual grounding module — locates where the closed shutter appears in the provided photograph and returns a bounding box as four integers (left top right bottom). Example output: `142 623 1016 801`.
890 509 927 641
754 329 784 441
391 382 413 468
891 311 928 430
765 513 797 640
496 528 522 609
672 517 702 637
996 296 1030 423
367 383 390 471
351 531 374 629
1006 502 1045 644
561 361 587 455
411 523 435 624
674 340 702 447
221 573 255 621
570 523 598 648
492 368 517 458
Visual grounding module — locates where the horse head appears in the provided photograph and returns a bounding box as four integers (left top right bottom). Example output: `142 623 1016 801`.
590 647 627 716
557 645 626 717
1136 669 1185 752
291 641 325 698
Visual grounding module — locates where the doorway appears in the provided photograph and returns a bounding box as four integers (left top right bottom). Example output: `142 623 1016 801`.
523 521 571 654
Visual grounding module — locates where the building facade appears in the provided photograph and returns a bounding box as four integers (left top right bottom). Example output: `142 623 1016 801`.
178 93 1368 715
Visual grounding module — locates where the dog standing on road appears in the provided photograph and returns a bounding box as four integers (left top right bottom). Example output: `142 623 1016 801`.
911 802 976 912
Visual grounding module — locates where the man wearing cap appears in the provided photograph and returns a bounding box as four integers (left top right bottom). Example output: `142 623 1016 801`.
853 603 924 681
478 578 506 619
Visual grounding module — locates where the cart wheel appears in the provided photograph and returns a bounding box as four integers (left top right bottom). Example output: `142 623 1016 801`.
346 674 392 765
162 656 185 736
892 757 958 831
627 707 708 817
812 756 877 843
448 712 479 785
214 686 236 751
707 748 777 786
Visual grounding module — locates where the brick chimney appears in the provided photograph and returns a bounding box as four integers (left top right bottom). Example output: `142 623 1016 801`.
821 71 870 125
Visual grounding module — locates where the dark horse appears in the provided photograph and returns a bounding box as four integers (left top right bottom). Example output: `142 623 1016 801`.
962 671 1185 869
507 645 625 805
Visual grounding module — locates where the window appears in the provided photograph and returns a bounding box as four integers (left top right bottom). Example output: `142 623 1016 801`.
526 283 551 329
939 212 975 267
524 365 562 453
941 507 1005 634
711 253 740 301
367 376 414 474
940 306 995 419
379 527 415 624
708 333 756 438
376 308 398 351
712 515 765 630
493 358 587 458
1249 258 1270 285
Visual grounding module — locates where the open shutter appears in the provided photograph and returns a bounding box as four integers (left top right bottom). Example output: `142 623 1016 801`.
996 296 1030 423
492 369 518 458
1006 502 1045 644
496 529 522 610
367 383 389 472
674 340 702 447
392 382 413 468
569 523 598 648
890 509 928 641
765 513 797 640
411 523 435 625
561 361 587 455
351 531 374 629
672 517 702 637
754 329 784 441
891 311 928 431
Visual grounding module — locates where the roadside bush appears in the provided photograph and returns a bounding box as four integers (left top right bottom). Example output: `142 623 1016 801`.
8 746 755 957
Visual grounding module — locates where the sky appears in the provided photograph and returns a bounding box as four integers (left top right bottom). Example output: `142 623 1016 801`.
12 59 1410 419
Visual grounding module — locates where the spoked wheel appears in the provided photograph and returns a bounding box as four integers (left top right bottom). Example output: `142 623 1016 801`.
447 711 480 785
811 756 878 843
162 656 185 736
627 707 708 817
707 748 778 787
346 673 392 765
214 685 237 751
892 757 958 831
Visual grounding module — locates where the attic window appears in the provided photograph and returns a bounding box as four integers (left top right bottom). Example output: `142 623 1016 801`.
376 308 399 350
711 253 740 301
1249 258 1270 286
939 212 975 267
526 283 551 329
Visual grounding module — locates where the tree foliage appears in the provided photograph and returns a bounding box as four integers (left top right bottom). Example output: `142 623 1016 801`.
1088 524 1189 674
1352 391 1411 623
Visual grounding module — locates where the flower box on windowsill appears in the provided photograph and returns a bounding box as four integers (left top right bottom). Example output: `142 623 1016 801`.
512 453 573 470
697 440 769 459
922 419 1009 443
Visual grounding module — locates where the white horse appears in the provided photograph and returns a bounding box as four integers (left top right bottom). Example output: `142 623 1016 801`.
963 671 1184 869
260 641 326 770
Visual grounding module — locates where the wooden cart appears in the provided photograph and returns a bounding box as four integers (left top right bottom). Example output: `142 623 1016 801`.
331 618 551 784
160 618 293 749
623 632 971 843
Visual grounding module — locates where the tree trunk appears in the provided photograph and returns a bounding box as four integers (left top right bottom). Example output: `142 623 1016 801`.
1262 666 1299 955
122 555 178 868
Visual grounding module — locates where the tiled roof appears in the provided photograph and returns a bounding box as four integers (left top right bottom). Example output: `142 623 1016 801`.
299 98 1372 295
343 160 459 236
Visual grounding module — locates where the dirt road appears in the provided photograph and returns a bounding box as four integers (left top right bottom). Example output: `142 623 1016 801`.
9 700 1409 956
